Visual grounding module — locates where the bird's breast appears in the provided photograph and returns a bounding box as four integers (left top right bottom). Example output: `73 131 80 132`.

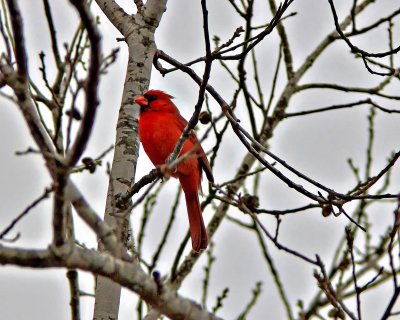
139 113 182 165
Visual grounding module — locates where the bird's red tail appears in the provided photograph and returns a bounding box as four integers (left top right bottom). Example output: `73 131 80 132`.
180 176 208 251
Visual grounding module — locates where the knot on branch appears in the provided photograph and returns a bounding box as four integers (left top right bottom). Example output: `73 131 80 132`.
199 111 212 124
153 270 165 296
50 242 74 259
239 194 260 212
115 168 161 210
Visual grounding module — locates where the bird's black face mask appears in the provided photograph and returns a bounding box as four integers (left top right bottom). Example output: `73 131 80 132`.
139 94 158 113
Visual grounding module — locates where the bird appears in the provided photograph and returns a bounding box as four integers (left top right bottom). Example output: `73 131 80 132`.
135 90 214 252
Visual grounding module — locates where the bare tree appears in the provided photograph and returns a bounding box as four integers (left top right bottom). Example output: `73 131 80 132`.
0 0 400 319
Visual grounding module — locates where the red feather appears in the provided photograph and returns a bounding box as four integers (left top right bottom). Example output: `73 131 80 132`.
135 90 213 251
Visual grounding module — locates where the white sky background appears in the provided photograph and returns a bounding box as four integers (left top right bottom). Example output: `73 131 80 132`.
0 0 399 319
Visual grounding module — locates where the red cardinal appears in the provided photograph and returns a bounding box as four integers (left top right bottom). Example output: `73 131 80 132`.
135 90 214 252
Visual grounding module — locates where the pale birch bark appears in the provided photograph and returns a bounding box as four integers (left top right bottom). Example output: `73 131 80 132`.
92 0 167 319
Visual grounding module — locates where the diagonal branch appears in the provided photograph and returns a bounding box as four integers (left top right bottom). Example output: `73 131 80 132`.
0 245 221 320
66 0 102 167
5 0 27 81
328 0 400 58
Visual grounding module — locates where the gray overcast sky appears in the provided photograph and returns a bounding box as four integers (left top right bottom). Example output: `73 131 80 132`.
0 0 399 319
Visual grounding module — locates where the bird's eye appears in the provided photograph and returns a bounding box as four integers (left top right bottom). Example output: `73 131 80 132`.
144 94 157 103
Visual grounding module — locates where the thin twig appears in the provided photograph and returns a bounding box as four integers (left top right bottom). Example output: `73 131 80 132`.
66 0 101 167
0 187 52 240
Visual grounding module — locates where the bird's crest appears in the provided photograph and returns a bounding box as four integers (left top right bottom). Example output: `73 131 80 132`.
144 90 174 101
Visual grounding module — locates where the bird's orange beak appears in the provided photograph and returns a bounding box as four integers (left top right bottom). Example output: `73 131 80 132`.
135 95 148 106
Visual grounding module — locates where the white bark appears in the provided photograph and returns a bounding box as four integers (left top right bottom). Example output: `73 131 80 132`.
0 245 220 320
92 0 167 319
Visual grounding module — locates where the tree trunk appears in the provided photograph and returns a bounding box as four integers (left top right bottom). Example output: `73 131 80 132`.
93 1 167 319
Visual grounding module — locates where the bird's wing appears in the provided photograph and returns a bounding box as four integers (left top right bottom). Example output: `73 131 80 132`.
174 114 214 183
